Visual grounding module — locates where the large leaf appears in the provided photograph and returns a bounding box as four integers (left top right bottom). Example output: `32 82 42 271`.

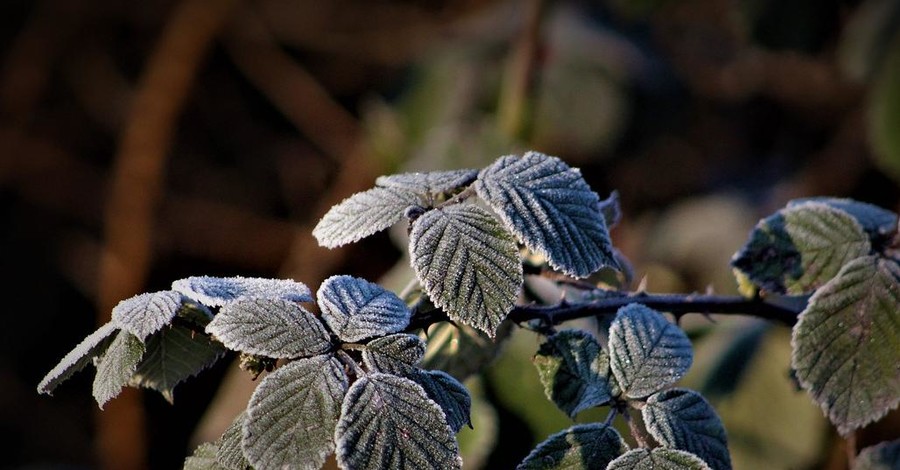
791 255 900 435
533 329 613 417
313 187 421 248
731 202 871 295
608 304 693 399
206 298 332 358
243 355 348 470
173 276 312 307
335 373 461 470
409 204 522 337
607 448 711 470
516 423 627 470
474 151 616 278
37 321 118 395
410 369 472 433
129 325 226 403
376 169 478 194
643 388 731 470
185 442 226 470
317 275 411 342
855 439 900 470
217 412 249 470
111 290 184 341
93 330 145 409
362 333 426 375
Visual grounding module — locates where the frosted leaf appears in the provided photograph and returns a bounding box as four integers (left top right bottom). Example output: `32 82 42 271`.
37 321 118 395
317 275 410 342
517 423 627 470
376 169 478 194
643 389 732 470
608 304 693 399
206 298 332 358
409 204 523 337
185 442 226 470
410 370 472 433
475 151 616 278
607 448 711 470
112 290 184 341
217 412 249 470
787 197 897 241
129 325 226 403
533 329 613 417
173 276 312 307
93 330 145 409
362 333 426 375
313 187 421 248
791 256 900 435
335 373 461 470
855 439 900 470
243 355 348 470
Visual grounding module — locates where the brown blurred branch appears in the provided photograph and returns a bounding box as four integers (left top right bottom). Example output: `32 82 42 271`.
498 0 544 140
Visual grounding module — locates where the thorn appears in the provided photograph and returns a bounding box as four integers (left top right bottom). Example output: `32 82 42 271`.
702 313 716 324
636 275 648 295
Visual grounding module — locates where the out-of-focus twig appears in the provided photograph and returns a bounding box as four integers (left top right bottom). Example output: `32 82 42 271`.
497 0 545 140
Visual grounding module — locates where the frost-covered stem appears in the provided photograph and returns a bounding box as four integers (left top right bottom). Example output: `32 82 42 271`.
435 184 476 209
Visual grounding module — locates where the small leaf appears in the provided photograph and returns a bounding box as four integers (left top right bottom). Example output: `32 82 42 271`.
93 330 146 409
244 355 348 470
475 151 616 278
317 275 411 342
363 333 426 375
533 329 613 417
409 204 523 337
791 255 900 435
217 412 249 470
608 304 693 399
376 169 478 194
185 442 226 470
37 321 118 395
313 187 421 248
411 370 472 433
206 298 332 358
854 438 900 470
516 423 627 470
129 325 226 403
731 202 871 295
598 190 622 229
787 198 898 242
643 388 732 470
112 290 184 341
173 276 313 307
607 448 711 470
335 373 461 470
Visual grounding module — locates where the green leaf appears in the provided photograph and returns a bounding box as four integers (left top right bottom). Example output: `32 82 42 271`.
731 202 871 295
643 388 732 470
791 255 900 435
206 298 332 359
37 321 118 395
411 370 472 433
607 448 711 470
474 151 616 278
409 204 523 337
854 438 900 470
516 423 627 470
217 412 249 470
173 276 312 307
129 325 226 403
93 330 146 409
244 355 348 470
112 290 184 341
608 304 693 399
313 187 421 248
786 198 897 242
533 329 613 418
317 275 411 342
870 32 900 184
363 333 426 375
185 442 226 470
335 373 461 470
376 169 478 194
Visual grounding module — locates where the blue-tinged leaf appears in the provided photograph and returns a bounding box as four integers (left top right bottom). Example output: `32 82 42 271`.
608 304 693 399
787 198 897 241
173 276 312 307
598 190 622 229
129 325 226 403
533 329 613 417
317 275 410 342
363 333 426 375
855 438 900 470
791 255 900 435
217 412 249 470
335 373 462 470
185 442 226 470
313 187 421 248
376 169 478 194
93 330 145 409
243 355 348 470
112 290 184 341
474 151 616 278
37 321 118 395
206 298 332 359
411 370 472 433
516 423 627 470
643 389 732 470
409 204 523 337
607 448 711 470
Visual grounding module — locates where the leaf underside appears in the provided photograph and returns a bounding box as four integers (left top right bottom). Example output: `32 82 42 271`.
173 276 313 307
111 290 184 341
533 329 613 418
516 423 627 470
854 438 900 470
643 388 732 470
313 187 421 248
376 169 478 194
607 448 711 470
93 330 146 409
37 321 118 395
317 275 411 342
362 333 426 375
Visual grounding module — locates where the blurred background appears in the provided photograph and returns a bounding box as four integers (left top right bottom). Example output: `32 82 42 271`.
3 0 900 468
